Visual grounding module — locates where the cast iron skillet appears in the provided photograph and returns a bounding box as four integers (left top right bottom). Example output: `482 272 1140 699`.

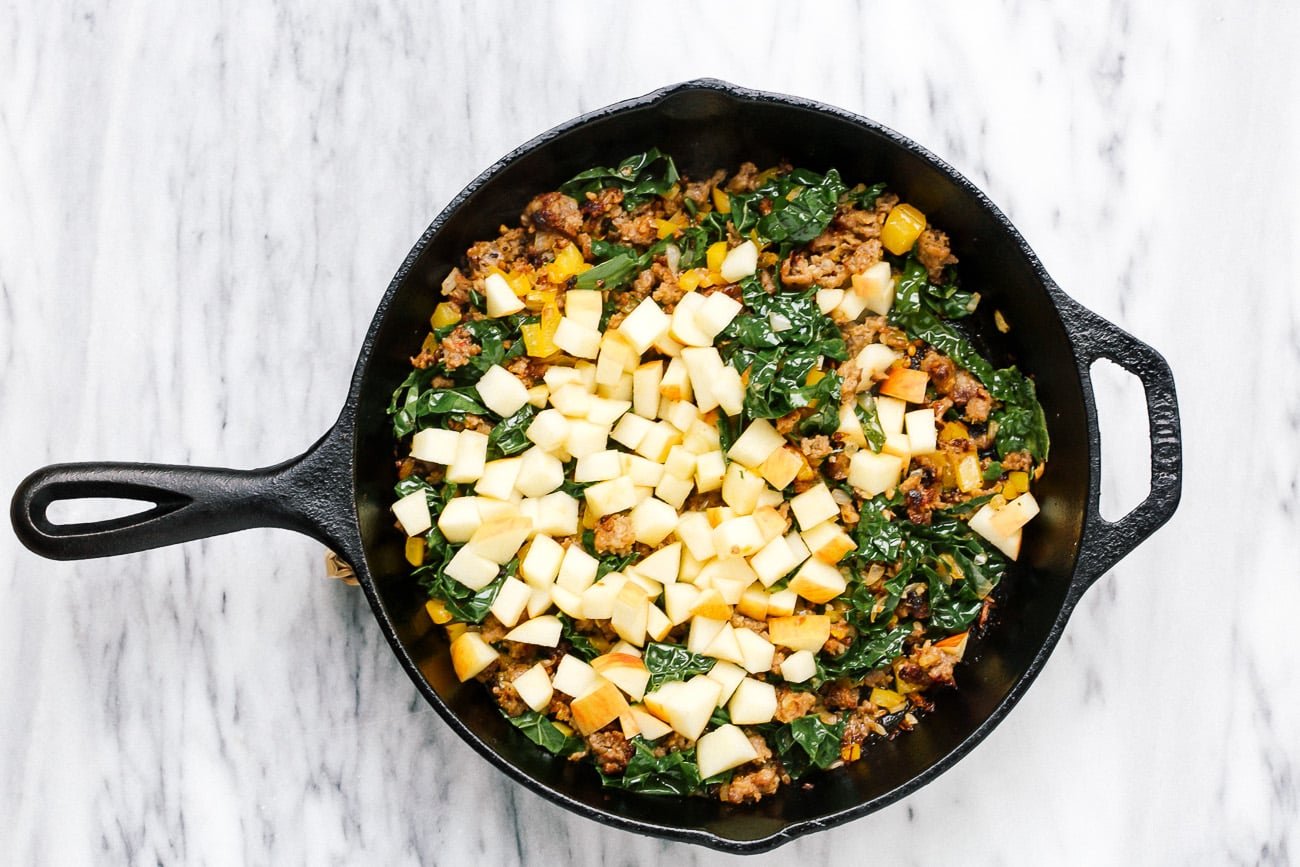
11 80 1181 852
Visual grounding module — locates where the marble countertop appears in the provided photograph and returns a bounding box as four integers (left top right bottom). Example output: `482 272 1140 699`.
3 1 1296 864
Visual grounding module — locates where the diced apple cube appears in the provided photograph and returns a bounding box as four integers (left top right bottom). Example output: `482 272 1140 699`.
669 291 712 348
680 347 724 412
719 240 758 283
660 357 693 401
548 383 592 418
514 447 565 497
836 289 869 321
542 365 582 391
788 482 839 530
789 557 848 604
409 427 458 463
674 511 716 562
769 614 832 652
444 545 500 590
634 542 682 585
634 421 680 462
990 492 1040 535
488 576 531 627
555 543 599 594
838 403 868 448
736 584 770 620
663 446 697 481
617 297 669 354
687 615 728 654
526 385 549 408
553 317 601 359
437 497 481 543
622 497 674 548
683 418 721 454
696 290 743 340
700 559 757 604
392 489 432 536
571 681 631 735
780 649 817 683
767 586 798 617
654 473 693 509
752 505 788 543
645 604 672 642
611 583 649 647
552 654 599 698
702 623 745 665
565 289 603 330
475 457 523 501
727 418 785 469
749 531 810 587
644 676 721 740
817 288 846 313
450 631 499 682
855 342 902 380
588 396 633 425
596 332 637 387
574 449 621 483
879 366 930 403
847 450 904 497
728 678 778 724
484 272 524 318
628 705 674 741
663 583 700 625
565 419 611 458
526 587 553 618
610 412 654 450
578 581 616 619
504 614 563 647
906 407 938 455
534 491 579 537
693 450 727 493
632 361 664 419
852 261 895 315
735 628 776 674
759 446 803 490
591 653 651 702
512 662 554 712
584 476 638 518
967 506 1023 559
722 462 765 515
525 408 571 452
704 660 747 706
713 366 745 417
446 430 489 483
520 534 564 587
468 516 532 564
712 515 766 558
876 394 907 435
476 364 530 418
801 521 857 564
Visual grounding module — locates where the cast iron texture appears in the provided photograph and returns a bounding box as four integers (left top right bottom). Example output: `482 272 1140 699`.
11 80 1181 852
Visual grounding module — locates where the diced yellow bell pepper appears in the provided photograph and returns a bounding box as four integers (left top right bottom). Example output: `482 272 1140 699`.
405 537 426 567
806 369 826 387
506 270 533 296
882 203 927 256
525 289 556 312
425 599 453 625
870 687 907 713
445 622 469 641
430 302 461 329
712 187 731 214
955 453 983 493
419 332 439 355
544 244 591 283
938 420 970 444
655 218 681 240
1005 470 1030 498
522 305 561 358
706 241 729 273
678 268 705 293
841 742 862 762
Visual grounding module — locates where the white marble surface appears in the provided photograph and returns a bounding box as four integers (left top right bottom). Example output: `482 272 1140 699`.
2 1 1296 864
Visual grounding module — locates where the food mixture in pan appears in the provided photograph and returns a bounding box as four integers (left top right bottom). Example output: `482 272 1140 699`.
387 151 1049 802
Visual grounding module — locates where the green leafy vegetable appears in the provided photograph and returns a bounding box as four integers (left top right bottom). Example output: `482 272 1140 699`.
600 738 705 796
558 614 600 662
703 167 849 252
505 711 585 756
769 716 847 779
487 404 537 458
388 371 487 439
574 253 638 292
855 395 887 453
643 642 717 691
581 530 637 579
821 624 912 680
559 148 680 212
890 258 1049 462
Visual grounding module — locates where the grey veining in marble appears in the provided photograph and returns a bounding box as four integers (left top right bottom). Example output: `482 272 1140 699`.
2 1 1298 864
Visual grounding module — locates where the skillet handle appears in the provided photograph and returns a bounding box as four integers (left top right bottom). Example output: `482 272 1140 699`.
10 425 357 563
1060 298 1182 587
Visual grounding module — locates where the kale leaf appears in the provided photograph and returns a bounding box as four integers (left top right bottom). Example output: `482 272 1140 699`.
643 642 717 691
505 710 585 756
600 738 707 796
559 148 680 212
769 715 847 780
557 613 600 662
487 404 537 459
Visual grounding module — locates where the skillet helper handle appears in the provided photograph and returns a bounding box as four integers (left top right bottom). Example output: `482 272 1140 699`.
11 429 356 562
1061 299 1183 585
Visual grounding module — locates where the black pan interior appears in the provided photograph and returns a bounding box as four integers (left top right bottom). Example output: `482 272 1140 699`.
348 84 1088 848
